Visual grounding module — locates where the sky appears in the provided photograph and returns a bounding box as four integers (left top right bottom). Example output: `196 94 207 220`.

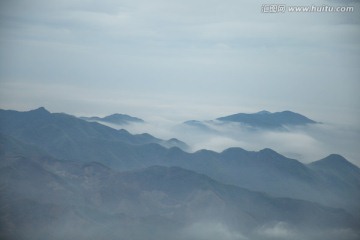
0 0 359 123
0 0 360 163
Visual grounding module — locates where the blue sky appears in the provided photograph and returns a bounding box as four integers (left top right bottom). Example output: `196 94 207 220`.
0 0 359 125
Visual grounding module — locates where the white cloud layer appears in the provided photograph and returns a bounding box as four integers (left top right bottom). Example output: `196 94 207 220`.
92 116 360 166
182 221 248 240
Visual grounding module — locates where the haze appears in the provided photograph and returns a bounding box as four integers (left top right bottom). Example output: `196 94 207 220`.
0 0 359 125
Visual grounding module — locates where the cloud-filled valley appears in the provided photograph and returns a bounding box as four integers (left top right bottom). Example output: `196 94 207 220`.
94 111 360 166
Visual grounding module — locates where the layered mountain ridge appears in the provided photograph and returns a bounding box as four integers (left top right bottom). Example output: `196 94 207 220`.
81 113 144 125
1 135 358 240
0 107 359 240
184 110 318 131
217 110 317 128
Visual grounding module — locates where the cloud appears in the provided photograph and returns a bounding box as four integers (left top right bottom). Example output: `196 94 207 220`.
255 222 296 239
78 103 360 165
319 228 360 240
182 221 248 240
94 116 360 166
254 223 360 240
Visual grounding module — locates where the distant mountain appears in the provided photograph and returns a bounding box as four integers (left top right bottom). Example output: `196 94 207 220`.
217 110 317 128
163 137 189 150
0 108 188 159
81 113 144 125
1 139 358 240
309 154 360 174
308 154 360 205
118 129 189 151
182 120 217 132
0 108 359 213
81 113 189 150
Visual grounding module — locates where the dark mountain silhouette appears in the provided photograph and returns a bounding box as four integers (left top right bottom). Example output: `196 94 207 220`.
0 137 358 240
217 110 317 128
182 120 218 132
309 154 360 176
0 108 188 158
117 129 189 151
0 108 359 213
309 154 360 187
81 113 144 125
308 154 360 207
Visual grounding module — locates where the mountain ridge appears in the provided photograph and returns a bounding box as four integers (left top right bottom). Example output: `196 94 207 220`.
81 113 144 125
1 139 358 240
216 110 317 128
0 108 359 213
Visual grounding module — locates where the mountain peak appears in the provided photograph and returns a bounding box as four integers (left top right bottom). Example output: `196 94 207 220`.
259 148 278 154
258 148 285 159
256 110 271 114
216 110 317 128
309 154 359 170
324 154 347 162
316 154 350 163
281 110 295 114
103 113 144 123
81 113 144 125
33 107 48 112
29 107 50 115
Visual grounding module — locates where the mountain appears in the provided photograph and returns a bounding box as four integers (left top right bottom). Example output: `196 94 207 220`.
0 108 359 213
0 108 188 163
223 148 360 212
182 120 218 132
308 154 360 208
309 154 360 177
309 154 360 188
180 110 318 133
217 110 317 129
1 138 358 240
117 130 189 151
81 113 144 125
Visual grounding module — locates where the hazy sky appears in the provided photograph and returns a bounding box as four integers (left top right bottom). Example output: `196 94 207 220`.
0 0 359 124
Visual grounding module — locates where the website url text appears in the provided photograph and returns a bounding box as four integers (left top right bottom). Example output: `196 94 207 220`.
261 5 354 13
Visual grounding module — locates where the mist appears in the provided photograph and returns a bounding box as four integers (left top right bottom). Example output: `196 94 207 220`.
1 0 359 238
90 116 360 165
6 210 358 240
